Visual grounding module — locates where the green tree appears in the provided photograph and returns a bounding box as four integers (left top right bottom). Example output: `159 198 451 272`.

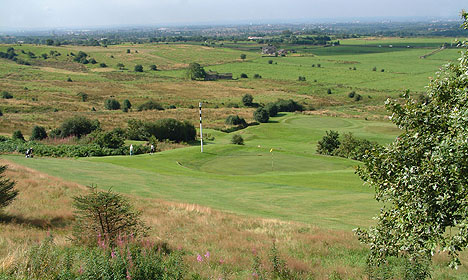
356 11 468 275
231 134 244 145
316 130 340 155
30 126 47 141
104 98 121 110
12 130 25 141
149 64 157 71
242 94 254 107
134 64 143 72
72 186 147 245
0 165 18 209
240 54 247 60
45 39 54 46
186 62 206 80
59 116 100 138
253 108 269 123
123 99 132 110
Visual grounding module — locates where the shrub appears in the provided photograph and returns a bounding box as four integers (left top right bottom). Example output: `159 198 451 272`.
117 62 125 69
126 118 196 142
242 94 254 107
225 115 247 127
298 76 306 81
99 62 107 68
253 73 262 79
149 64 157 70
123 99 132 110
264 102 278 117
126 49 130 53
327 88 332 94
72 186 147 245
381 69 385 72
104 98 121 110
30 126 47 141
354 94 362 101
348 91 356 98
12 130 25 141
1 91 13 99
0 109 2 116
253 108 269 123
134 64 143 72
0 165 18 209
59 116 100 138
240 54 247 60
274 99 304 112
268 60 273 64
67 77 72 82
334 132 378 161
86 130 125 149
137 100 164 111
77 92 88 102
240 73 248 78
89 58 97 64
317 64 321 67
231 134 244 145
317 130 340 155
372 66 377 71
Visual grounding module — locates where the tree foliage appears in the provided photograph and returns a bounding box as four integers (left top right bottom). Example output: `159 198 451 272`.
253 108 269 123
356 11 468 274
186 62 206 80
316 130 340 155
104 98 121 110
242 94 254 107
59 116 100 138
0 165 18 209
30 126 48 141
72 186 147 245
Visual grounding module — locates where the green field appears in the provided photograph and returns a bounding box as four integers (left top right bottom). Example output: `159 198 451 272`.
3 113 400 230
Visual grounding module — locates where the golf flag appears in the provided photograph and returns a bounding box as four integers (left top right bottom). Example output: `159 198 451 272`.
270 148 273 153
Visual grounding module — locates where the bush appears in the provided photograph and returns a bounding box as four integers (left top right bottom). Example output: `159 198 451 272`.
225 115 247 127
77 92 88 102
86 130 125 149
104 98 121 110
348 91 356 98
89 58 97 64
30 126 47 141
123 99 132 110
298 76 306 81
0 109 2 116
0 165 18 209
372 66 377 71
99 62 107 68
231 134 244 145
268 60 273 64
274 99 304 112
264 103 278 117
240 54 247 60
72 186 148 245
242 94 254 107
117 62 125 69
381 69 385 72
67 77 72 82
354 94 362 101
137 100 164 111
253 108 269 123
240 73 248 78
134 64 143 72
12 130 25 141
333 132 378 161
327 88 332 94
253 73 262 79
127 118 196 142
316 130 340 155
59 116 100 138
1 91 13 99
149 64 157 70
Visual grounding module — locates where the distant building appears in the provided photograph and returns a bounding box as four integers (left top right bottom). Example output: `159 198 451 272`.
262 45 277 55
248 36 263 40
277 49 287 56
205 71 233 81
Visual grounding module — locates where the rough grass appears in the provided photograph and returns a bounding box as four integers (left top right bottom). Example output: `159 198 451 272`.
1 159 468 279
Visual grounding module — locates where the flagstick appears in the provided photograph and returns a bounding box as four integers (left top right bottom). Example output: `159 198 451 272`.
199 102 203 153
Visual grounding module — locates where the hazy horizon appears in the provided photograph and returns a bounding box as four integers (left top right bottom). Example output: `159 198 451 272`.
1 0 466 30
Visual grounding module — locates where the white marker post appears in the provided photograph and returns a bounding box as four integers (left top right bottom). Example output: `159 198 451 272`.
199 102 203 153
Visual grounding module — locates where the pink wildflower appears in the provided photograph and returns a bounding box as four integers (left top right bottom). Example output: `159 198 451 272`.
126 269 132 280
197 254 203 262
111 250 116 258
219 259 224 264
204 251 210 259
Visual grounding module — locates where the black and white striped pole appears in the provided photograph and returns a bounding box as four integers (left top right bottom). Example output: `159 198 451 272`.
199 102 203 153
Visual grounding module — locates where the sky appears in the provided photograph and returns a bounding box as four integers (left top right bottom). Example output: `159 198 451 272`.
0 0 467 30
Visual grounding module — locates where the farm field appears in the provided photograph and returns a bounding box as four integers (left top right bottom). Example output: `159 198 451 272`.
1 36 468 278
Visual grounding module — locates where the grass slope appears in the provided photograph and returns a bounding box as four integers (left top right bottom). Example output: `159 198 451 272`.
3 113 399 230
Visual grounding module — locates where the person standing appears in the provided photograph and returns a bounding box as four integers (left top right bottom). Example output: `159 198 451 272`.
130 144 134 156
150 144 155 154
